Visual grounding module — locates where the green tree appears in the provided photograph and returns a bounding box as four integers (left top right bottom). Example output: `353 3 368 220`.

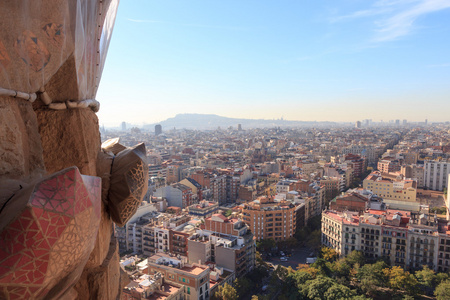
345 250 365 267
330 259 351 284
312 258 333 277
435 279 450 300
324 283 356 300
415 266 437 290
436 272 450 284
350 296 370 300
256 238 276 252
291 270 314 286
320 247 339 262
215 283 238 300
301 275 335 300
384 266 418 295
306 230 322 250
234 277 252 297
356 261 387 296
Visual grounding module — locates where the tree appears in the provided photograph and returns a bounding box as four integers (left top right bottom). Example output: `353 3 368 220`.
356 261 388 296
312 258 332 277
324 283 356 300
306 230 322 250
301 275 336 299
297 264 319 278
215 283 238 300
234 277 252 297
256 238 276 252
436 272 450 285
383 266 418 295
435 280 450 300
345 250 365 267
291 270 314 287
320 247 339 262
415 266 437 291
330 259 351 284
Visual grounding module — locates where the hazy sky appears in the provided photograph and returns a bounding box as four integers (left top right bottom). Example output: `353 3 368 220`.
97 0 450 127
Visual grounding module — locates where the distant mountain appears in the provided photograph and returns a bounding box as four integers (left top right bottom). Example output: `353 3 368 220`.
143 113 337 130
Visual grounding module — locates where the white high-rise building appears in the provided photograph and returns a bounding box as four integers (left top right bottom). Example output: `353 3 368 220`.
424 161 450 191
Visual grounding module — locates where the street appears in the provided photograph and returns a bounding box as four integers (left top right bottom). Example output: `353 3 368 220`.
270 246 313 269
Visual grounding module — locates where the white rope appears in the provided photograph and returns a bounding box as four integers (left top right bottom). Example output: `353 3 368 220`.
0 87 100 112
0 87 37 102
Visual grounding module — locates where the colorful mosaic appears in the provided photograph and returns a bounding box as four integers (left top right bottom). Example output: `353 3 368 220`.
0 167 101 299
14 30 51 72
108 143 148 227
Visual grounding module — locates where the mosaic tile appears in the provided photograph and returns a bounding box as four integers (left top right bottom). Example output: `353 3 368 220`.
0 167 101 299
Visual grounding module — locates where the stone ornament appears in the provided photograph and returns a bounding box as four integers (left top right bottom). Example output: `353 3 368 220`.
107 142 148 227
0 167 101 299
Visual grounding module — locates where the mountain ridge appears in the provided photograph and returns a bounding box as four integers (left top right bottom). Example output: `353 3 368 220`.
143 113 338 130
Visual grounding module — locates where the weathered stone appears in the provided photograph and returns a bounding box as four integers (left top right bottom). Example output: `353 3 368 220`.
75 236 122 300
0 96 45 182
35 108 100 176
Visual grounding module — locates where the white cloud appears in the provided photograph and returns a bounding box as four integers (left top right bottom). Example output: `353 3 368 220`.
373 0 450 41
331 0 450 42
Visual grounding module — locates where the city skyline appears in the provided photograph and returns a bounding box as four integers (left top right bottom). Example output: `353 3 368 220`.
97 0 450 126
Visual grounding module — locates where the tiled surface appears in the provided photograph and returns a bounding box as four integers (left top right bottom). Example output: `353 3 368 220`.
0 167 101 299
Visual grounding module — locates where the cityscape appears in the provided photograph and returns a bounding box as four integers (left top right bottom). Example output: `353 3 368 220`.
110 119 450 299
1 1 450 300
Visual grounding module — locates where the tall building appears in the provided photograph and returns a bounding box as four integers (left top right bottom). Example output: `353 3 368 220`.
155 124 162 135
121 121 126 131
424 160 450 191
237 124 242 131
355 121 361 128
242 196 298 241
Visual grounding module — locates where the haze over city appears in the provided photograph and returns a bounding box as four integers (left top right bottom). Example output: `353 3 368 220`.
97 0 450 127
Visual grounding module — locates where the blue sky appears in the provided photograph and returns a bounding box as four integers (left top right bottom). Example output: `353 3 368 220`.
97 0 450 127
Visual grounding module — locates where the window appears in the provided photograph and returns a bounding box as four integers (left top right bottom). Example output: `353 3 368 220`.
187 287 190 294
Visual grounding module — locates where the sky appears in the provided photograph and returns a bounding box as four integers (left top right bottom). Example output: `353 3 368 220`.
96 0 450 127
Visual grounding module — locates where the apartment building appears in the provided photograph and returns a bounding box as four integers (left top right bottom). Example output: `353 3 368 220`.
322 208 445 271
142 214 194 256
187 201 219 218
116 202 158 253
242 196 297 241
424 160 450 191
377 159 401 173
329 192 369 213
276 180 294 194
188 214 255 278
155 183 195 208
401 164 425 188
292 180 326 218
320 177 340 202
363 171 417 203
147 253 211 300
122 272 184 300
344 154 366 178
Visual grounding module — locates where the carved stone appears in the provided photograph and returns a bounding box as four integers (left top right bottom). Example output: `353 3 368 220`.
107 143 149 227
